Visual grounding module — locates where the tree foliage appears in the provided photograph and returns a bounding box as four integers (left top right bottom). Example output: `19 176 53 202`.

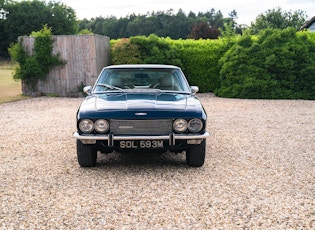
0 0 78 57
187 22 221 39
79 8 241 40
249 7 308 34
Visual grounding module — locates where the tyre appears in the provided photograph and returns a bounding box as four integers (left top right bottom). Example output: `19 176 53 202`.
76 140 97 167
186 140 206 167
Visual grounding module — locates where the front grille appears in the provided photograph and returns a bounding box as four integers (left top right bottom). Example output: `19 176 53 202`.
110 119 172 135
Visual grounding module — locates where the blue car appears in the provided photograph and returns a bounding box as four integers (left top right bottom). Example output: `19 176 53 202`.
73 64 209 167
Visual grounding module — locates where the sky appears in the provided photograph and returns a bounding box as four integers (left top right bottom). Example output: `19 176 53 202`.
57 0 314 26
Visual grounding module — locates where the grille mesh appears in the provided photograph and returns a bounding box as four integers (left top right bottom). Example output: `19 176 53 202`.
110 119 172 135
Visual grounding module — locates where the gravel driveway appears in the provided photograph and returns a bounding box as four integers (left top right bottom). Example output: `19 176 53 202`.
1 94 314 229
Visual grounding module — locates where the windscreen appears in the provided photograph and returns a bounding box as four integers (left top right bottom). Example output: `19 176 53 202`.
94 68 190 92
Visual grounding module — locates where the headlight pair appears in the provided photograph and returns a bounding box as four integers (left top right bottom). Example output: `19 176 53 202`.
173 118 203 133
79 119 109 133
79 118 203 134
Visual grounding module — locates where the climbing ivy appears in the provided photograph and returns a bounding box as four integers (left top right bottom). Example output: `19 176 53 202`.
9 25 65 91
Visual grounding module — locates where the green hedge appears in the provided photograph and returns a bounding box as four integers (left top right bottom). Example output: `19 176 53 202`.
111 35 231 92
216 28 315 99
110 29 315 99
172 39 231 92
111 35 182 66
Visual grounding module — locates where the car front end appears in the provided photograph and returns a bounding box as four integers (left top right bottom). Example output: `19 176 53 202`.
73 64 209 167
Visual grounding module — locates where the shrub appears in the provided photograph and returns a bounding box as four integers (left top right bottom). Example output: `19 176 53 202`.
111 35 182 67
173 38 231 92
216 28 315 99
111 35 231 92
110 38 142 64
110 30 315 99
130 34 183 67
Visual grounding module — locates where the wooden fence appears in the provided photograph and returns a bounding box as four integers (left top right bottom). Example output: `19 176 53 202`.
20 34 110 97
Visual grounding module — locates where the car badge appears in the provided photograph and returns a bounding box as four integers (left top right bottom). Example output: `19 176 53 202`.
135 112 147 116
119 126 133 129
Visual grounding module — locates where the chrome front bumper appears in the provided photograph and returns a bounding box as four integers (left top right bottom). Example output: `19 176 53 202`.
73 132 210 145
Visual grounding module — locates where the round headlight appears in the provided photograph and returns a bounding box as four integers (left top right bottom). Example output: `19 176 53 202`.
188 119 203 133
95 119 109 133
79 119 94 133
173 118 188 133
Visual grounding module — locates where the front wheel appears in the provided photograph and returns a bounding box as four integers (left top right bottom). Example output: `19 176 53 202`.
186 140 206 167
76 140 97 167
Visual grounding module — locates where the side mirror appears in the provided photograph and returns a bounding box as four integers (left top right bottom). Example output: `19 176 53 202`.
190 86 199 94
83 86 92 95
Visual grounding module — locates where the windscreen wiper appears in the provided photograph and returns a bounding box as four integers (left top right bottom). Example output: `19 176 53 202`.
95 83 125 93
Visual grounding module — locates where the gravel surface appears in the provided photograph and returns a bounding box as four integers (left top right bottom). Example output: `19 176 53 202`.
1 94 314 229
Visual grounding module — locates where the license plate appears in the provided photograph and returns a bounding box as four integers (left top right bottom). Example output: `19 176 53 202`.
119 140 163 149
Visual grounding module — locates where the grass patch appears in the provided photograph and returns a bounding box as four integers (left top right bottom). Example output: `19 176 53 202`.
0 63 28 104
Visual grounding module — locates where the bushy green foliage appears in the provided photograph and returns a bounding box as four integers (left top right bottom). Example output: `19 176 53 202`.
111 29 315 99
173 38 232 92
216 28 315 99
78 29 94 35
110 38 142 64
9 25 65 91
130 35 183 67
111 34 183 67
111 35 231 92
249 8 308 34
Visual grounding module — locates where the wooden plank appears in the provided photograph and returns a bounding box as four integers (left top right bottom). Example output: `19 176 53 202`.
19 35 110 96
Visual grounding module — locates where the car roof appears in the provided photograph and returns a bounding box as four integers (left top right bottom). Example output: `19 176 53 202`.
104 64 181 70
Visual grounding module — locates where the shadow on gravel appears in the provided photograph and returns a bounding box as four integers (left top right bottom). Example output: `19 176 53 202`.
96 151 188 168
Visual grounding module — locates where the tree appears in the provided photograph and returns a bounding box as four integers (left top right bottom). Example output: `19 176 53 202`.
0 0 78 57
126 15 161 37
47 1 77 35
249 7 308 34
78 8 238 40
188 21 220 39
